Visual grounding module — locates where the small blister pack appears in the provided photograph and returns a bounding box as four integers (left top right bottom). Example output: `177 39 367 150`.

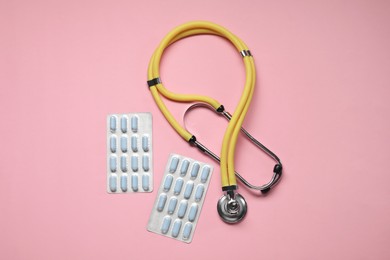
107 113 153 193
147 154 213 243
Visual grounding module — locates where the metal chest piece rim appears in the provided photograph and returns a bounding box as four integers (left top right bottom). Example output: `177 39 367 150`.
217 192 247 224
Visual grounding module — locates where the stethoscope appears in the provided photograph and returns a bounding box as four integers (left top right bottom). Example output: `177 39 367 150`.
147 21 283 224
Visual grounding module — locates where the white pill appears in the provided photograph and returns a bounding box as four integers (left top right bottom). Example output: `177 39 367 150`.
131 116 138 132
171 219 182 238
131 155 138 172
110 116 117 132
188 203 198 222
131 135 138 152
183 181 194 199
161 216 172 234
177 200 188 218
142 174 149 191
182 222 193 240
120 155 127 172
163 175 173 192
121 116 128 133
157 193 167 212
173 178 184 195
167 197 178 214
109 155 117 172
131 174 138 191
142 155 149 172
120 135 128 152
169 157 179 173
180 159 190 176
201 166 210 183
120 175 128 192
110 136 116 153
109 174 117 192
194 184 205 202
190 163 200 179
142 135 149 152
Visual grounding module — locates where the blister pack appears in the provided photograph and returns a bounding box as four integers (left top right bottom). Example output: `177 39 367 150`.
107 113 153 193
147 154 213 243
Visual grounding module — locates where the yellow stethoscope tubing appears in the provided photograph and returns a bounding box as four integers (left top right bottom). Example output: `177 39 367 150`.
147 21 255 188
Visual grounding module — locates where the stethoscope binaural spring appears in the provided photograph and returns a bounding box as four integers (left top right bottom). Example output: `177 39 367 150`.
147 21 283 224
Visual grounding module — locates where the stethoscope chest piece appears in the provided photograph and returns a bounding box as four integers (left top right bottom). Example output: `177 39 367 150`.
217 192 247 224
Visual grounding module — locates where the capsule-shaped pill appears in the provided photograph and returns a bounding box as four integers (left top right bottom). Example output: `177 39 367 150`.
171 219 182 238
142 155 149 172
120 136 128 152
110 116 117 132
157 193 167 212
142 174 149 191
177 200 188 218
182 222 193 240
190 163 200 179
161 216 172 234
173 178 184 195
183 181 194 199
121 116 128 133
131 116 138 132
169 157 179 173
131 135 138 152
163 175 173 192
180 159 190 176
109 174 117 192
188 203 198 222
110 136 116 153
167 197 178 214
109 155 117 172
194 184 205 202
201 166 210 183
120 155 127 172
131 155 138 172
142 135 149 152
120 175 128 192
131 174 138 191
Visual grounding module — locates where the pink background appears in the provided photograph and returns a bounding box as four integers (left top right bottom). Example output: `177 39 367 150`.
1 0 390 259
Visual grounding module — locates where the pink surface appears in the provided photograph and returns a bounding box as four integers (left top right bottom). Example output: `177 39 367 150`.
1 0 390 259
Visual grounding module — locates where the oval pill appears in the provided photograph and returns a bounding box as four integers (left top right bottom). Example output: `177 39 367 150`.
169 157 179 173
173 178 184 195
110 116 116 132
167 197 178 214
120 135 128 152
109 174 117 192
188 203 198 222
131 116 138 132
194 184 205 202
161 216 172 234
109 155 117 172
180 160 190 176
183 181 194 199
120 155 127 172
110 136 116 153
177 200 188 218
163 175 173 192
131 155 138 172
201 166 210 183
121 116 127 133
142 135 149 152
142 155 149 172
142 174 149 191
182 223 193 240
131 135 138 152
120 175 128 192
171 219 182 238
131 174 138 191
157 194 167 212
190 163 200 179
